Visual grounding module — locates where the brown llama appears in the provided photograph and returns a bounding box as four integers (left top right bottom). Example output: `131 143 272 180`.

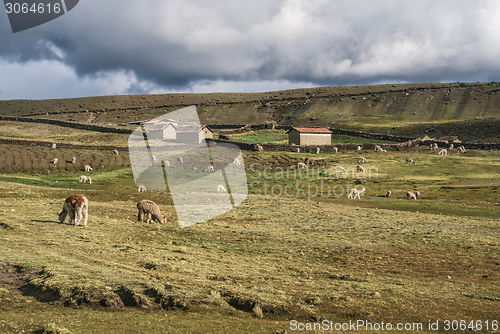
137 200 166 224
58 194 88 226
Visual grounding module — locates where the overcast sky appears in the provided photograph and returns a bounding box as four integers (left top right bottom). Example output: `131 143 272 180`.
1 0 500 100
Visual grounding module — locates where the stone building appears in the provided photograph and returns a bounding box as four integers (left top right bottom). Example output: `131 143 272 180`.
177 123 213 144
146 122 177 140
288 127 332 146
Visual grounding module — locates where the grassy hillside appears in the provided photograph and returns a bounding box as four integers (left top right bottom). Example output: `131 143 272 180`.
1 82 500 142
0 126 499 333
1 193 499 333
0 86 499 333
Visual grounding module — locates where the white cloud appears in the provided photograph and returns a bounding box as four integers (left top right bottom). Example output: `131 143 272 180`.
2 0 500 99
0 59 145 99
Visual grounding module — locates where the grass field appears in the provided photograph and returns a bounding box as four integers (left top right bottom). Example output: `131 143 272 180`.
0 83 499 333
228 130 289 144
228 130 400 145
0 130 499 333
0 121 131 147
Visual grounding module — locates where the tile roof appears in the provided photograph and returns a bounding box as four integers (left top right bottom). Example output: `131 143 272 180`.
291 127 333 134
143 118 178 125
147 122 177 131
438 136 461 142
176 123 202 133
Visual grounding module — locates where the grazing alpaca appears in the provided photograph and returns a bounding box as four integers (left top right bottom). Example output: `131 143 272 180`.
71 157 76 165
137 200 166 224
58 194 88 226
405 158 416 164
332 147 338 153
336 166 346 173
52 158 58 165
316 147 320 154
112 149 119 155
357 146 362 151
356 165 365 172
203 165 214 173
406 191 417 200
438 149 448 155
457 146 466 154
79 175 92 184
386 190 392 197
233 158 241 165
358 156 368 163
52 143 57 149
138 185 146 192
177 156 183 164
256 145 264 152
297 162 307 169
84 165 92 172
348 187 365 199
374 144 386 152
217 184 227 192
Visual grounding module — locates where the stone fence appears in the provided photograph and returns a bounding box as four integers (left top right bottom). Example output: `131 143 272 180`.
0 138 127 151
0 115 133 134
1 115 498 151
211 138 500 152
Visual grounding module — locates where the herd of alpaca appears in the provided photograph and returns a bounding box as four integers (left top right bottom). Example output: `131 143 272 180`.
406 191 420 200
58 195 167 226
435 145 466 155
55 139 469 227
50 150 120 170
383 189 421 200
249 143 433 201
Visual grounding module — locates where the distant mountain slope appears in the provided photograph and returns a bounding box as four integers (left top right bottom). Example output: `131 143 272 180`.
1 81 499 142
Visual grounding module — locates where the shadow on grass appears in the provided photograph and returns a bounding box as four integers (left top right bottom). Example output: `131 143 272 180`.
31 220 60 225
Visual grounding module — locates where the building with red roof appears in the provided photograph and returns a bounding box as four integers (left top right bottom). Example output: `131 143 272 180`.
288 127 333 146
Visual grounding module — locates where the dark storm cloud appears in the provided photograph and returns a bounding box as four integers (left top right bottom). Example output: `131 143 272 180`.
2 0 500 98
